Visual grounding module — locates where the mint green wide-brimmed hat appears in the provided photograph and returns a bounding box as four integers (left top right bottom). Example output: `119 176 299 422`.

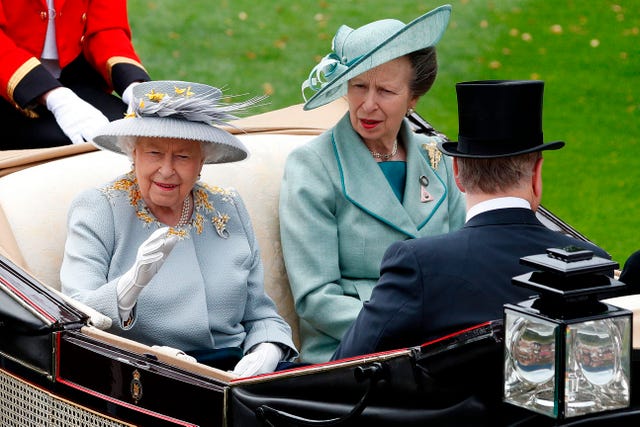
93 80 262 164
301 4 452 110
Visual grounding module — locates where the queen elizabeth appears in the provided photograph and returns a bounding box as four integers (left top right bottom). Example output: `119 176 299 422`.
60 80 297 376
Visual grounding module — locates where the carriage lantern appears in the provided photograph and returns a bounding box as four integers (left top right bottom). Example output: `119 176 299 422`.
503 246 632 419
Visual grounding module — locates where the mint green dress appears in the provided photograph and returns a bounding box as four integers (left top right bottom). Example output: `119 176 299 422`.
279 113 465 363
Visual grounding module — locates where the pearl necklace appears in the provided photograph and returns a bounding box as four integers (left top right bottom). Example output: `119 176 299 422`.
176 194 192 227
369 139 398 161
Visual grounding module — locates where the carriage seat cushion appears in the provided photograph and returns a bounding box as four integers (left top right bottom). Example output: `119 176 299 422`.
0 134 313 349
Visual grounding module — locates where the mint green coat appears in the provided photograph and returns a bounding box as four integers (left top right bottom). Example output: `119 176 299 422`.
279 113 466 363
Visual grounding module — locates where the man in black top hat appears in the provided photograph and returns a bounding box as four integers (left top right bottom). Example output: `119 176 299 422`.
333 80 610 359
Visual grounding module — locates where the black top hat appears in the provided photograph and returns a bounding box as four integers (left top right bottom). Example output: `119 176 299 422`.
438 80 565 158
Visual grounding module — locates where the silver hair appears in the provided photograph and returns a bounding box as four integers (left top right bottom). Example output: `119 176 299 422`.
117 136 137 160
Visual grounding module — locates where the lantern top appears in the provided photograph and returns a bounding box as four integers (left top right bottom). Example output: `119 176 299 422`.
512 247 626 313
521 246 618 277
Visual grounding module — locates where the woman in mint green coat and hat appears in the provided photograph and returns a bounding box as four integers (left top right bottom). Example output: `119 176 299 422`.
280 4 465 363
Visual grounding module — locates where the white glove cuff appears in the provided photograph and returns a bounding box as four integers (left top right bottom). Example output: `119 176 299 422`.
251 342 284 359
117 268 142 326
45 87 76 111
122 82 141 107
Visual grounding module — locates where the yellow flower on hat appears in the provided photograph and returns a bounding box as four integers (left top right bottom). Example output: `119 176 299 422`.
146 89 166 102
175 86 195 97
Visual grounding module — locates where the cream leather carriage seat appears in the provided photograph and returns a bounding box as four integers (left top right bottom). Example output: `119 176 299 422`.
2 99 638 353
0 133 319 349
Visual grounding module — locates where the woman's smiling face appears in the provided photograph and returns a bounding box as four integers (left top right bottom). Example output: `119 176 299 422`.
133 137 204 218
347 56 418 148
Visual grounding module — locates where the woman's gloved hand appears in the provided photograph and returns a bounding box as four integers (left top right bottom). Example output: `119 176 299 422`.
117 227 179 324
44 87 110 144
232 342 284 377
121 81 141 109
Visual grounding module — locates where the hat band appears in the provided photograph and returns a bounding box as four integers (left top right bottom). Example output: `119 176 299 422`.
457 133 544 156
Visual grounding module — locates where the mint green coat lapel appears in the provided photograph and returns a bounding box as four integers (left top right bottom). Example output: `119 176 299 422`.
332 114 449 238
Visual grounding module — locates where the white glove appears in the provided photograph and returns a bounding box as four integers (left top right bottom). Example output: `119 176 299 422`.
45 87 109 144
117 227 179 323
122 81 141 108
232 342 284 377
151 345 197 363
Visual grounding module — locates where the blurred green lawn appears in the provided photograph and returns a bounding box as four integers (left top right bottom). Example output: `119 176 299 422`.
128 0 639 265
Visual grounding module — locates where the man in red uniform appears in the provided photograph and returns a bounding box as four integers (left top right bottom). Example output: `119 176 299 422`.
0 0 150 148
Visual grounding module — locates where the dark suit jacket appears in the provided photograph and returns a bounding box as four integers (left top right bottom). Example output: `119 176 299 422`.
333 208 611 360
620 250 640 287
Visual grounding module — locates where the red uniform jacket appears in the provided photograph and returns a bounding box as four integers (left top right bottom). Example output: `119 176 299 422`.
0 0 149 111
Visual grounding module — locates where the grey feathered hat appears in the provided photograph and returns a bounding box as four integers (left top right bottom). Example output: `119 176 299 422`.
93 81 261 164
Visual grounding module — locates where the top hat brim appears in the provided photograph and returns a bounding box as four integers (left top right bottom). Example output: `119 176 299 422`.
438 139 565 158
303 5 451 110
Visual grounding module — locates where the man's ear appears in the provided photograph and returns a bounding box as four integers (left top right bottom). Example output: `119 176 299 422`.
453 157 465 193
532 157 544 199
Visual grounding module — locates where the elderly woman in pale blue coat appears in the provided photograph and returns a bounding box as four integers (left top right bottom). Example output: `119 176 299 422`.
61 81 297 376
280 5 465 363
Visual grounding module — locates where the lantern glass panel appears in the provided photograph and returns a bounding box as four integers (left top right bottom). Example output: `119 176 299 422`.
504 309 559 417
564 317 631 417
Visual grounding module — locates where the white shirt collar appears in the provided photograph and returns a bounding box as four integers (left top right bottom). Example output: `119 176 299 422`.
466 197 531 222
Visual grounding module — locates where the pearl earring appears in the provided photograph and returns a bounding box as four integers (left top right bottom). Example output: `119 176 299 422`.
406 108 415 117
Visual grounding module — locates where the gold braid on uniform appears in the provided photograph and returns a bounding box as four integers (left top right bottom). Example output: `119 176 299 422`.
7 58 41 118
106 56 148 87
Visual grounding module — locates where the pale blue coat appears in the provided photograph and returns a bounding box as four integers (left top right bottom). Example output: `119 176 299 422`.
61 173 297 358
279 113 466 363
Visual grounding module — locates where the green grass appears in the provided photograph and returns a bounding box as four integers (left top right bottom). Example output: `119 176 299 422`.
127 0 640 266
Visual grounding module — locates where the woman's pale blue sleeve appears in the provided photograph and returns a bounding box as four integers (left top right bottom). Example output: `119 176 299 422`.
60 189 121 322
